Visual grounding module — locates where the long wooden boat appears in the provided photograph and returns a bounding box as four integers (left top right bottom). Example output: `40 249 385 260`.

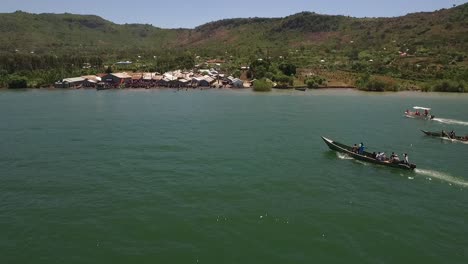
421 130 468 142
321 136 416 170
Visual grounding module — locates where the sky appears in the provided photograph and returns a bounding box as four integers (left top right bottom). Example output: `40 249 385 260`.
1 0 466 28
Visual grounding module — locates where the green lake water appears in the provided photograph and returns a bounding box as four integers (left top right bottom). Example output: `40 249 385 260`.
0 88 467 263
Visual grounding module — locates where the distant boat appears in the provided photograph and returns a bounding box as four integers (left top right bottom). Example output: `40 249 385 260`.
321 136 416 170
421 130 468 142
295 87 307 91
405 106 435 120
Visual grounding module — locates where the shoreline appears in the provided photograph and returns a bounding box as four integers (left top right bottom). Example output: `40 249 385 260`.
2 87 468 97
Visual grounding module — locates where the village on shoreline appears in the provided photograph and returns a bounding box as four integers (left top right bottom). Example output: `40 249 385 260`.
55 65 252 90
8 55 466 93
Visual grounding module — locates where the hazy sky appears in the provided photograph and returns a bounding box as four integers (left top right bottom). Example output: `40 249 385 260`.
1 0 466 28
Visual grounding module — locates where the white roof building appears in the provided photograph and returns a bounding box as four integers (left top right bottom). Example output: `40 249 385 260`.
63 77 85 83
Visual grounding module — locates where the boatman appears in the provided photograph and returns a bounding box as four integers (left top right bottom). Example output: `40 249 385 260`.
403 153 409 165
449 130 456 139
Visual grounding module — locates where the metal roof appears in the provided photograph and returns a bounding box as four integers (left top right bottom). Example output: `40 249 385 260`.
112 73 132 79
81 75 101 82
203 76 215 83
63 77 85 83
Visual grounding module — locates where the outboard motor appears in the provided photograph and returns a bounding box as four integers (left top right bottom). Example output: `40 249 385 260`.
430 115 435 120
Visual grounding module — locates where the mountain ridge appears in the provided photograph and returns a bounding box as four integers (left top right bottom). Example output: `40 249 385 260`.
1 4 467 54
5 3 466 30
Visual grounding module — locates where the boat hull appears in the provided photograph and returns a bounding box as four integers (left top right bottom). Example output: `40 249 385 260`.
321 137 416 170
405 114 435 120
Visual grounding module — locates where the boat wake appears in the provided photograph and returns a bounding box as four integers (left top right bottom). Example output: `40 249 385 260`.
433 118 468 126
336 153 353 160
415 169 468 188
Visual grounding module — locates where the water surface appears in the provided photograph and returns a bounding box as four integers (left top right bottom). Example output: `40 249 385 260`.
1 89 467 263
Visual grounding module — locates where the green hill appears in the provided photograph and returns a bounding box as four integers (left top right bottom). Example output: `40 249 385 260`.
0 4 467 89
1 5 467 57
0 11 185 55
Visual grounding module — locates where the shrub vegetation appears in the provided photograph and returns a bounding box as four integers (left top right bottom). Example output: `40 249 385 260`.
253 79 272 92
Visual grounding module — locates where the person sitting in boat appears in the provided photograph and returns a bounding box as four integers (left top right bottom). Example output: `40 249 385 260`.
358 142 365 154
372 152 377 159
390 152 400 163
376 152 386 161
376 152 382 161
424 109 429 117
352 144 358 153
381 152 387 161
405 109 410 115
415 110 420 116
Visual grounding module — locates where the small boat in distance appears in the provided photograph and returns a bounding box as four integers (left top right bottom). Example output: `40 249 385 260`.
295 87 307 91
405 106 435 120
421 130 468 142
321 137 416 170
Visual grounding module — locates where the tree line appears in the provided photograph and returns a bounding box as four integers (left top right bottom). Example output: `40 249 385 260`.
0 52 197 88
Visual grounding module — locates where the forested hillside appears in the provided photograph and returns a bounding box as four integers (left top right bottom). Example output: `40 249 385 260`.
0 3 467 90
